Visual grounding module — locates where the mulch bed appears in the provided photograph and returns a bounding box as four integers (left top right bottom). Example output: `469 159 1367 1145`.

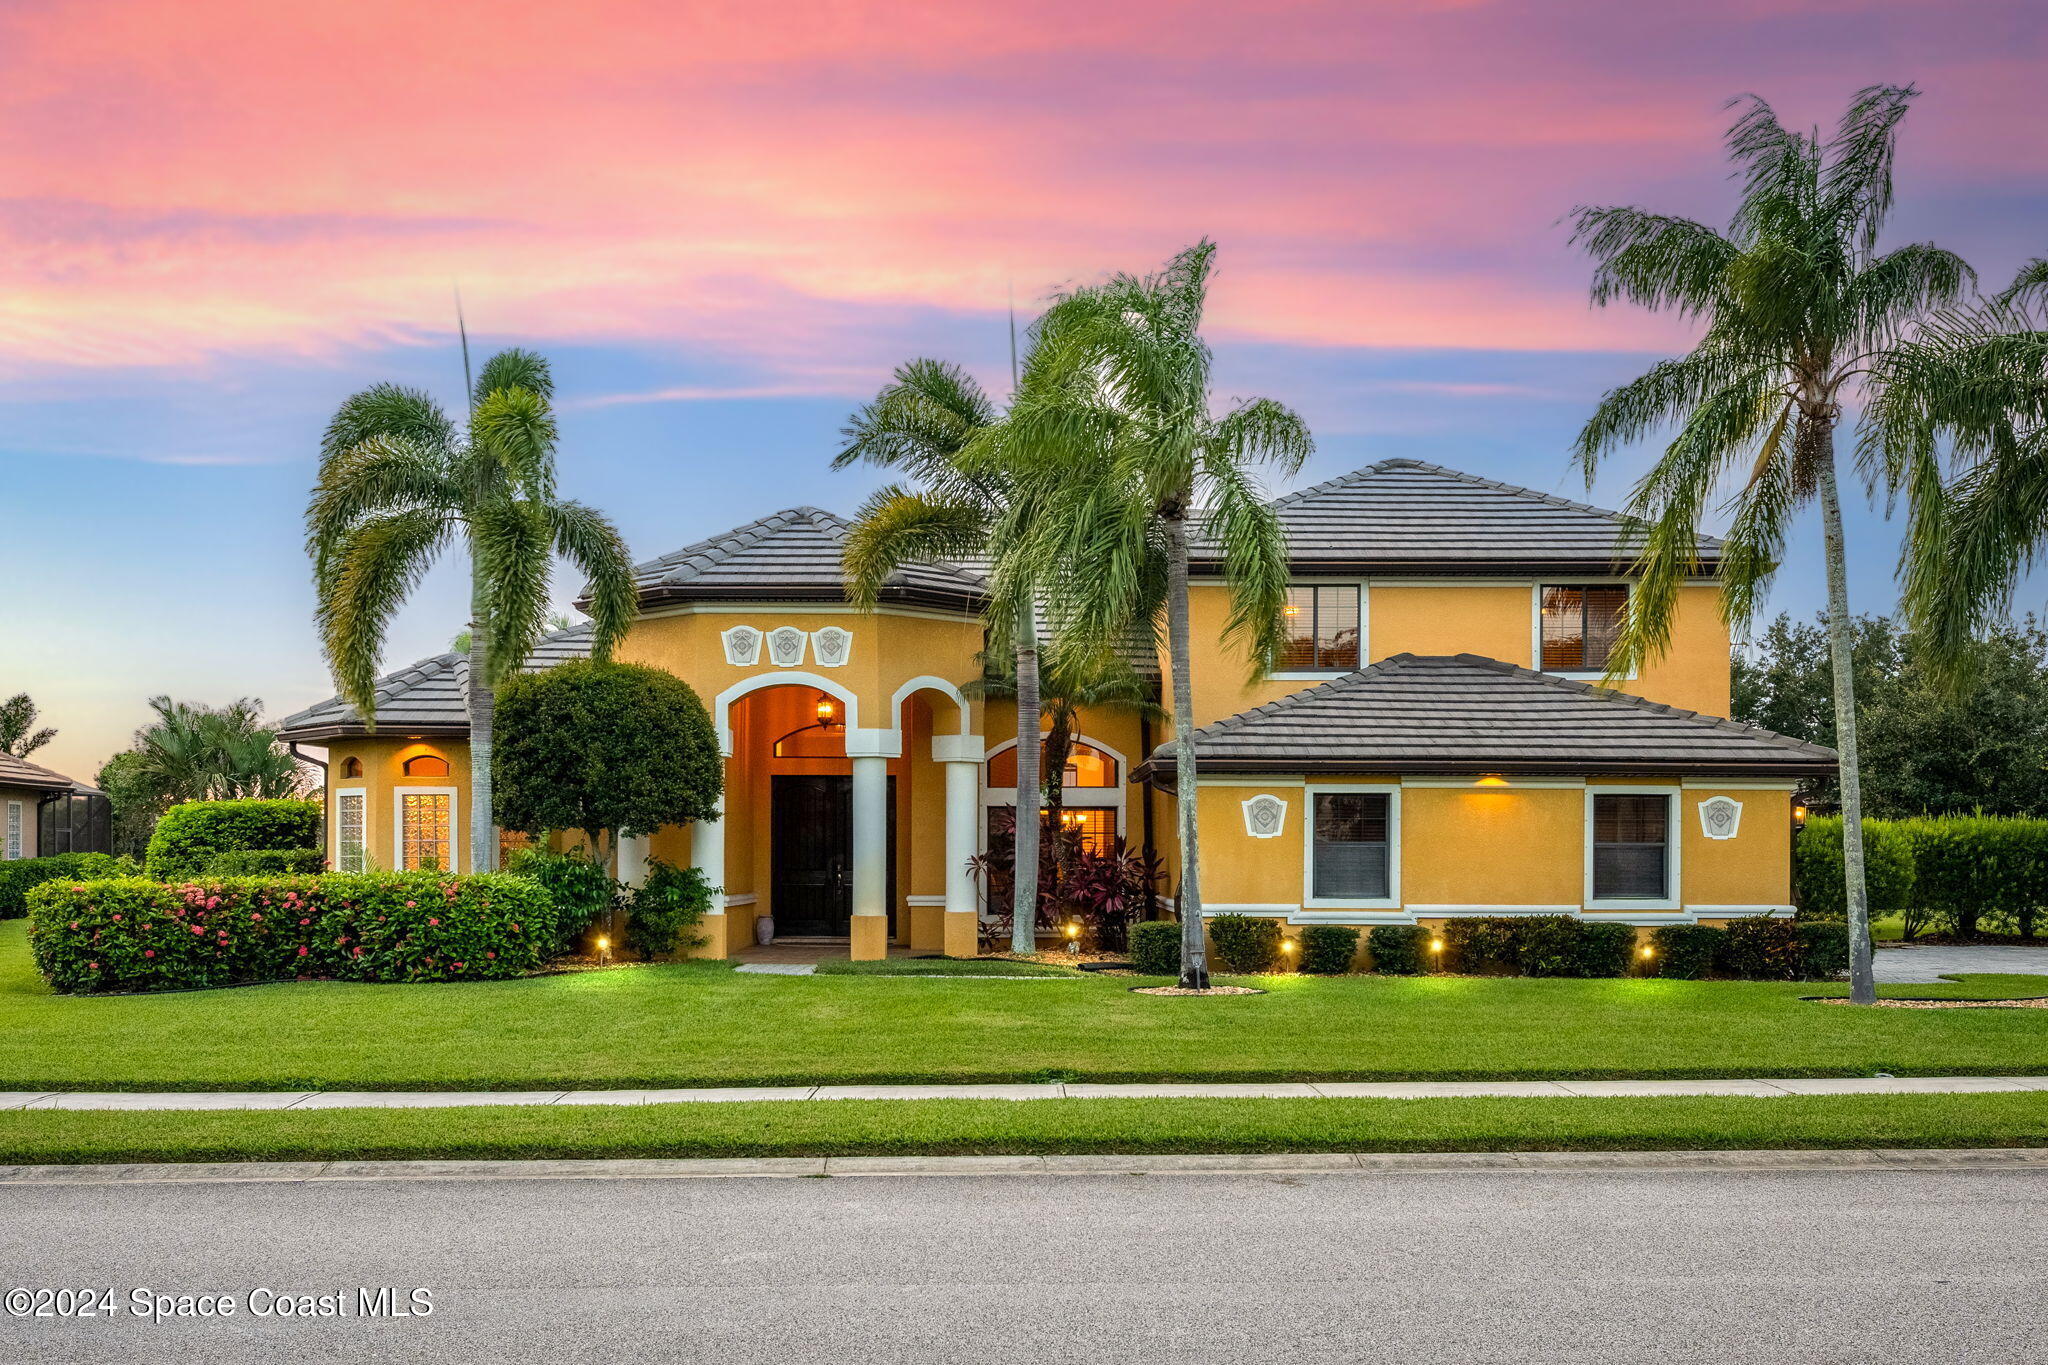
1130 984 1267 997
1814 996 2048 1009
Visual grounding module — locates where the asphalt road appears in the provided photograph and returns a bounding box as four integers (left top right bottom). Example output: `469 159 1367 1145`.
4 1165 2043 1363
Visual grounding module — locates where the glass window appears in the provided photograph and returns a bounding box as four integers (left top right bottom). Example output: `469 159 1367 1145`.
340 756 363 778
336 792 367 873
1541 585 1627 671
988 741 1117 789
4 801 20 860
1279 585 1361 671
402 754 450 777
400 793 451 871
1592 794 1669 899
1054 808 1118 854
1311 792 1390 900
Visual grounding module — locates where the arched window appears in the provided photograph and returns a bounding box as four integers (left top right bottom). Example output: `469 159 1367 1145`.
987 740 1117 789
339 757 363 779
402 754 450 777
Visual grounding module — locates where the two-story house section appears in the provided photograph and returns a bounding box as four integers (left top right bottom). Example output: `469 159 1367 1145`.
280 459 1835 959
1162 459 1834 930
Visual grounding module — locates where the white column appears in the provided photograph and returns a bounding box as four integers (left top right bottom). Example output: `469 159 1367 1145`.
943 759 978 921
690 800 726 914
851 756 889 919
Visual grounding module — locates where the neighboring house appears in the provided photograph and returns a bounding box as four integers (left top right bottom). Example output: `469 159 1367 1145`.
278 459 1834 959
0 753 113 859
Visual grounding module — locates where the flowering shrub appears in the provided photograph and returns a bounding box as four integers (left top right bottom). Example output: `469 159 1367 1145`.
0 852 136 919
26 872 557 994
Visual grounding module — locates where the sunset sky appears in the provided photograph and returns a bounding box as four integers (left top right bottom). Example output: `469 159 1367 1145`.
3 0 2044 782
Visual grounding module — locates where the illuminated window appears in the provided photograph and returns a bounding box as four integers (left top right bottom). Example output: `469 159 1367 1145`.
336 791 367 873
402 754 450 777
1541 585 1627 672
1591 794 1669 900
988 741 1118 789
1278 585 1360 671
400 793 451 870
339 756 363 778
990 807 1120 856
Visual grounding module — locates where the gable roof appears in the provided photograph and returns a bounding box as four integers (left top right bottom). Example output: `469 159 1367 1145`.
0 752 85 794
277 624 595 743
1148 654 1833 778
611 506 985 612
1196 458 1721 575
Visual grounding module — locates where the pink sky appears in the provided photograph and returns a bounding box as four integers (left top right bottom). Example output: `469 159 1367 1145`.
3 0 2044 781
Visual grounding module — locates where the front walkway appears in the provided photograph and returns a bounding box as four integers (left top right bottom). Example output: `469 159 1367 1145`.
6 1075 2046 1111
1876 945 2048 983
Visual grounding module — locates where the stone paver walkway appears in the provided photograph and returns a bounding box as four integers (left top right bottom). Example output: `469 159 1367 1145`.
3 1075 2045 1111
1874 945 2048 983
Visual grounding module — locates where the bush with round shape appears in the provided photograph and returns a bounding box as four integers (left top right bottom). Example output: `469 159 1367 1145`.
1577 922 1638 978
1717 916 1807 980
625 859 713 961
207 848 326 876
1298 924 1360 974
1795 920 1851 978
1651 924 1723 979
1207 914 1282 974
28 871 557 994
1516 915 1585 976
1440 916 1521 973
145 799 321 879
1127 920 1181 977
1365 925 1423 975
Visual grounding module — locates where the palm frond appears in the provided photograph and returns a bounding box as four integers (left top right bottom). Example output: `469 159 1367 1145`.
1564 207 1736 318
473 348 553 404
317 508 455 725
548 501 636 660
840 488 990 611
467 385 558 503
304 434 458 594
1822 84 1917 254
318 384 454 469
471 502 554 685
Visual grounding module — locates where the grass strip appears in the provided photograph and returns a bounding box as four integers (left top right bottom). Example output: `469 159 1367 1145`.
811 958 1081 976
2 1093 2045 1166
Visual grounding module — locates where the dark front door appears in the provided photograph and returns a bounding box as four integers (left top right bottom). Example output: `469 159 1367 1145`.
770 775 898 938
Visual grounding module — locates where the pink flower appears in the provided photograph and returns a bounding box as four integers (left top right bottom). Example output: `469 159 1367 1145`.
299 918 310 926
206 897 220 909
251 913 262 922
428 917 439 927
87 961 98 970
69 921 78 930
453 962 465 970
297 946 309 957
486 952 496 960
191 926 204 936
111 914 121 921
404 901 417 908
352 947 362 957
143 949 155 958
141 924 151 931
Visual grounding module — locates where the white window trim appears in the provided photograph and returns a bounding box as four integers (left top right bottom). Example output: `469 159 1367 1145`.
3 800 21 860
1583 785 1680 911
982 734 1128 817
333 787 368 872
1302 782 1401 910
1275 577 1368 677
393 785 459 873
1531 581 1638 682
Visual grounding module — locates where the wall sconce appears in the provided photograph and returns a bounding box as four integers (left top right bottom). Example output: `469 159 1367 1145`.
815 694 840 728
1792 803 1808 826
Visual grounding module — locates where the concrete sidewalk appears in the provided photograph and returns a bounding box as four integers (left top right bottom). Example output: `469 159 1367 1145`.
4 1074 2046 1110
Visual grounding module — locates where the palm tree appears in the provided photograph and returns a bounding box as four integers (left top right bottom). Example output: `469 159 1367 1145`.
970 647 1164 912
836 359 1054 954
307 349 637 873
1566 85 2001 1005
1015 241 1313 989
0 694 56 759
126 696 305 802
1883 262 2048 667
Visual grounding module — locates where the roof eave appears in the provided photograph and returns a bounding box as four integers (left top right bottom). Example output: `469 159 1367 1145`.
1135 755 1835 787
1188 558 1723 579
608 583 987 615
273 722 474 745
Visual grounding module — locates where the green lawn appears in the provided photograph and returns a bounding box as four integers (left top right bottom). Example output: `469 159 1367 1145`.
2 920 2044 1091
2 1093 2044 1166
812 957 1081 976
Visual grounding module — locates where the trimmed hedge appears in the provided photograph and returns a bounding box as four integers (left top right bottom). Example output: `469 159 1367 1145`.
145 800 321 879
1298 925 1360 975
27 872 557 994
1651 924 1723 979
1795 813 2048 938
1578 922 1639 978
624 859 713 961
1128 920 1181 976
1365 925 1423 975
207 848 326 876
0 853 136 919
1208 914 1282 974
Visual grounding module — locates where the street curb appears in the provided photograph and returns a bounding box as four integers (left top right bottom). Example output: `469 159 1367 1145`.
2 1147 2046 1185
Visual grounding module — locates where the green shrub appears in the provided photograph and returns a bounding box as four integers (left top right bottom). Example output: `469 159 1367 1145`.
1516 916 1585 976
1208 914 1282 973
1128 920 1181 976
625 859 712 960
1718 917 1807 981
1651 924 1723 979
1795 920 1851 978
1578 922 1638 978
1440 916 1521 973
0 853 135 919
1794 815 1916 921
207 848 325 876
505 846 618 954
1365 925 1423 975
1297 924 1359 974
27 872 558 994
145 799 321 879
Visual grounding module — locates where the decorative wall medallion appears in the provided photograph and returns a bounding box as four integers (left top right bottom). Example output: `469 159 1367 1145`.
1698 795 1743 841
721 625 762 667
1242 793 1288 839
811 626 853 668
766 626 808 667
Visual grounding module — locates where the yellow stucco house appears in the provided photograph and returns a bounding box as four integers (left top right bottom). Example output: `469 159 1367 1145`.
278 458 1835 959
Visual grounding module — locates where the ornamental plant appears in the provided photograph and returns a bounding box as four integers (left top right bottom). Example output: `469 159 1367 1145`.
0 852 135 919
27 872 556 994
1364 925 1423 975
623 858 714 960
1207 914 1282 974
1298 924 1360 975
145 798 321 879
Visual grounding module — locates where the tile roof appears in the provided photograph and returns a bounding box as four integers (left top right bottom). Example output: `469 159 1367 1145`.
1195 458 1722 573
277 624 595 741
0 752 85 793
616 506 985 610
1150 654 1834 777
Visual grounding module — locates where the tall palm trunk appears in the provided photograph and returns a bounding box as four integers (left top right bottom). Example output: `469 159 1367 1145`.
1163 505 1208 989
1011 597 1042 954
467 578 496 875
1813 431 1876 1003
